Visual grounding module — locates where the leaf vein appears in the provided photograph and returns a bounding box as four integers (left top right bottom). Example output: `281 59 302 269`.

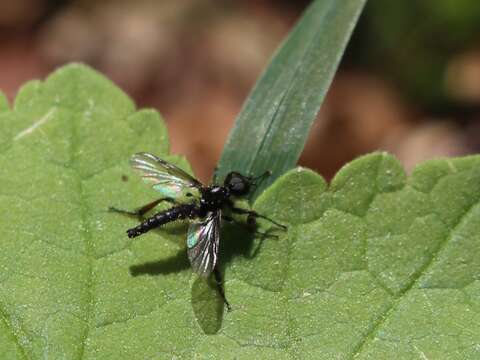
0 301 31 360
349 199 480 358
72 117 95 360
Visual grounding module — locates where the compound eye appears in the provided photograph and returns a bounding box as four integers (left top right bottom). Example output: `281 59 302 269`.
224 172 251 196
230 177 245 192
225 172 250 195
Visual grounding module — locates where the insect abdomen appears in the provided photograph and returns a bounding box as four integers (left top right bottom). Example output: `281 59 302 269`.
127 204 197 238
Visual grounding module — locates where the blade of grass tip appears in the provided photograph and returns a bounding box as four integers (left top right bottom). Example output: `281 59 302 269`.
215 0 366 201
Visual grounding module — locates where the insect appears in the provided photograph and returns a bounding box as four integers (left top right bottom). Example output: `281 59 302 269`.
110 152 287 310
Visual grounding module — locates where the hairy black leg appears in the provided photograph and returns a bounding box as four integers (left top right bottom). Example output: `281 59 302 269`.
223 215 278 238
230 207 287 230
109 198 176 218
213 267 231 311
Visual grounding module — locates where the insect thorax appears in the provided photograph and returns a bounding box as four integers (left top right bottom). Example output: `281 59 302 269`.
201 186 229 211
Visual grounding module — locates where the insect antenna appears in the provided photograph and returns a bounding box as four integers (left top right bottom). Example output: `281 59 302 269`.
248 170 272 189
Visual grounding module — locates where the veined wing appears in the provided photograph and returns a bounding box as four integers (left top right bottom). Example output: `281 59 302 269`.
187 211 221 277
130 152 202 199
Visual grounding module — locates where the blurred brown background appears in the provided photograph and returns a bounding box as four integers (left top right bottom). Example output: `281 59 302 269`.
1 0 479 182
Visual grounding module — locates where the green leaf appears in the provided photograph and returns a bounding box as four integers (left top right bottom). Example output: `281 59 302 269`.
216 0 366 200
2 65 480 359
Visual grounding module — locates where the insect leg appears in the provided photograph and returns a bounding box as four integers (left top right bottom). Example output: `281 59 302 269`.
109 198 176 217
230 207 287 230
213 267 231 311
223 215 278 238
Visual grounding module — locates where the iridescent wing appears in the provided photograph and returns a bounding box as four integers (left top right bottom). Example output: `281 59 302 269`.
130 152 202 199
187 211 221 277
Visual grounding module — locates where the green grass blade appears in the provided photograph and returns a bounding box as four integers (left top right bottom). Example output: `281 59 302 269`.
215 0 366 199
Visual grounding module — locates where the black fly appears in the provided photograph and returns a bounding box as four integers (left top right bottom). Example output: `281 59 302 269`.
110 152 286 310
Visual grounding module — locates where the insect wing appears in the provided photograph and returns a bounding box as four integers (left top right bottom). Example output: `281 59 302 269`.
187 211 221 277
130 152 202 199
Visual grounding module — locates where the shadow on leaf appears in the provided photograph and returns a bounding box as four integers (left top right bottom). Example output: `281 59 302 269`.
220 222 281 262
129 249 190 276
219 222 256 263
191 276 225 335
128 218 280 334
